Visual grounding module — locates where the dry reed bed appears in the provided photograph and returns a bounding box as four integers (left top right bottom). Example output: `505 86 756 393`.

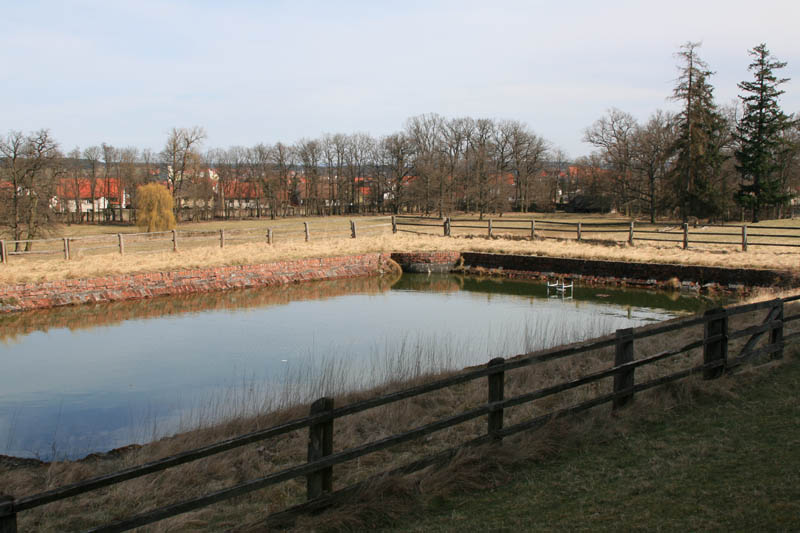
4 300 796 532
2 230 800 287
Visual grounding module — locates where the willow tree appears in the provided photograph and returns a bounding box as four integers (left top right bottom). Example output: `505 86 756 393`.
136 183 176 232
735 43 793 222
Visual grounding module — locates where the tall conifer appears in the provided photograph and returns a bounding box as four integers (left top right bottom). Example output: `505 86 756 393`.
670 42 727 221
735 43 792 222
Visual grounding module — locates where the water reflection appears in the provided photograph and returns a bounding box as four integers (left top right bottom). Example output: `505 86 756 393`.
0 274 723 460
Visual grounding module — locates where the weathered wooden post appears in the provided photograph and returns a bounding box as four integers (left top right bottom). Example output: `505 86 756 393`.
0 495 17 533
350 220 357 239
577 222 582 242
219 229 225 248
267 228 273 245
391 215 397 234
742 225 748 252
628 221 635 245
530 220 535 240
613 328 635 410
487 357 505 442
172 229 178 252
443 217 451 237
703 308 728 379
304 222 310 242
307 397 334 500
63 238 70 260
488 219 493 238
118 233 124 255
683 223 689 250
0 240 7 264
770 300 784 360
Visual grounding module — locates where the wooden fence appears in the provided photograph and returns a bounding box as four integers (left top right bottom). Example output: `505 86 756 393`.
0 220 393 264
2 294 798 532
393 215 800 251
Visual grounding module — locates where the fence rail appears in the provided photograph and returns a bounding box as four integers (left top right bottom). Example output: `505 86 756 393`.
392 217 800 251
0 219 394 264
1 294 797 532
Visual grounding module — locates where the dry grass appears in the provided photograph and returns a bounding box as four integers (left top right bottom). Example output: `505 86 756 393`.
3 299 797 532
2 213 800 285
3 230 800 286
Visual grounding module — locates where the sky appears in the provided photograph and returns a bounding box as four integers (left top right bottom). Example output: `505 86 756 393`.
2 0 798 159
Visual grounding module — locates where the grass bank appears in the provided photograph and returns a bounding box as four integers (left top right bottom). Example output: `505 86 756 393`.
381 347 800 532
2 226 800 286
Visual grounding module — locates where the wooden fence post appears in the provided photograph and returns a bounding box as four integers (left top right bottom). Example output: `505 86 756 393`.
628 221 635 245
488 219 493 238
63 238 70 260
350 220 357 239
304 222 310 242
577 222 582 241
530 220 535 240
219 229 225 248
683 223 689 250
172 230 178 252
0 240 7 264
267 228 273 245
703 308 728 379
118 234 124 255
487 357 505 442
613 328 635 410
0 495 16 533
742 225 748 252
770 300 784 360
392 215 397 234
307 397 334 500
444 217 451 237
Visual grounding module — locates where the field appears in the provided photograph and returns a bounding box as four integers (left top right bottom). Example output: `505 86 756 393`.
387 348 800 532
2 213 800 285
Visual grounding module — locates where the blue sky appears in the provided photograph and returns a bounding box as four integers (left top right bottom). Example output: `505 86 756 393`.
2 0 798 157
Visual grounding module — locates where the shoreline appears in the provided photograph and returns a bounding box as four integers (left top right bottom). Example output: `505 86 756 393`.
1 251 797 313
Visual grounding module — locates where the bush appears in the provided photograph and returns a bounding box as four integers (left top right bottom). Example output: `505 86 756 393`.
136 183 176 232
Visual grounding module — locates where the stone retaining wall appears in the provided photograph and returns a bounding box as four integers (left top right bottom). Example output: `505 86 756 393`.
389 251 462 273
0 254 393 313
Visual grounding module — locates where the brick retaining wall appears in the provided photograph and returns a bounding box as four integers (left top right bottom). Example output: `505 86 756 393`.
0 254 393 313
1 251 795 313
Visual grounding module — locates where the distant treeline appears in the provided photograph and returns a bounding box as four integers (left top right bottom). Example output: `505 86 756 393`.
2 43 798 247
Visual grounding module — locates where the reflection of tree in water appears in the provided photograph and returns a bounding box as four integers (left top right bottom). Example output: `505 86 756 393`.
0 273 400 342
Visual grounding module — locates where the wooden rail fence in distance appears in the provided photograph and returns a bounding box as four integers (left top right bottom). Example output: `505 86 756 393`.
0 219 394 264
393 215 800 252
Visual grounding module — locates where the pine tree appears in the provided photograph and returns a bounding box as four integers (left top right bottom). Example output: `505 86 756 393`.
735 43 792 222
670 42 727 221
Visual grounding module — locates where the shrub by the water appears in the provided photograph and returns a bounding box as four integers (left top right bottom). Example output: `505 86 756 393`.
136 183 176 232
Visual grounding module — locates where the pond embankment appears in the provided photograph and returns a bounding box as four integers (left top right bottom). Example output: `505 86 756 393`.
1 251 796 313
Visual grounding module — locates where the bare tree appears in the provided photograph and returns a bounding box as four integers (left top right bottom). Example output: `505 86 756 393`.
161 126 207 217
296 138 322 216
83 146 102 222
0 130 61 249
631 110 677 222
584 108 638 215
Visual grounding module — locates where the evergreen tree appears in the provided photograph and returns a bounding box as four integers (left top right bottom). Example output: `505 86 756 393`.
734 43 792 222
670 42 727 221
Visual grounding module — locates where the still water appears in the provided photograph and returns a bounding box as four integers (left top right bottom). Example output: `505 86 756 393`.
0 274 722 459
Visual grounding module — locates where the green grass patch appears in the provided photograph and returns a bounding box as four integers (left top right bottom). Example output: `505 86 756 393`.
388 355 800 532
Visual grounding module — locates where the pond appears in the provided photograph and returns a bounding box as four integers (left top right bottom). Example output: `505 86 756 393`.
0 274 726 460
